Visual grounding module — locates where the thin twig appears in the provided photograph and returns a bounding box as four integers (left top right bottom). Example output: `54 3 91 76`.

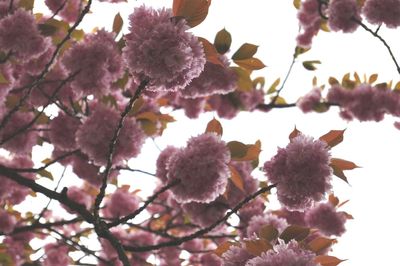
124 184 276 252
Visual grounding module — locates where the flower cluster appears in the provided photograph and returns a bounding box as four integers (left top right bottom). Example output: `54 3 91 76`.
180 55 237 98
76 104 145 166
166 133 230 203
305 202 347 236
327 0 361 33
362 0 400 28
49 112 81 151
297 88 322 113
246 213 288 238
123 6 205 91
102 188 140 218
63 30 123 96
245 240 318 266
296 0 322 48
45 0 80 23
0 9 49 61
264 135 332 210
327 84 400 121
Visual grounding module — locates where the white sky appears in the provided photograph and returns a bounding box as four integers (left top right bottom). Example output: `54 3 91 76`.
28 0 400 265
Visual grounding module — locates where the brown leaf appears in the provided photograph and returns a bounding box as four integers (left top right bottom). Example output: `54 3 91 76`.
214 28 232 54
232 43 258 60
172 0 211 27
234 58 266 70
303 60 321 71
368 73 378 84
307 237 336 254
267 78 280 94
244 239 272 256
205 118 223 136
227 141 248 160
198 37 224 66
314 255 346 266
289 126 301 141
214 241 239 257
319 129 345 148
280 225 310 243
328 194 339 207
229 164 245 192
328 77 340 86
330 158 359 184
259 224 279 241
113 13 123 35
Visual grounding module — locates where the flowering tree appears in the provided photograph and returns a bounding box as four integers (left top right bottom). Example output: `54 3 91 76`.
0 0 399 265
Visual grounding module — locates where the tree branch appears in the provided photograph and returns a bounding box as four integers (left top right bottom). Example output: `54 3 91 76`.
124 184 276 252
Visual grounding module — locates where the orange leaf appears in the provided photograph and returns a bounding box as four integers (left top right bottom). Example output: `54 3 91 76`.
232 43 258 60
368 73 378 84
242 140 262 161
205 118 223 136
231 67 253 92
244 239 272 256
229 164 245 192
319 129 345 148
289 126 301 141
172 0 211 27
307 237 336 254
136 111 159 122
330 158 360 170
198 37 224 66
328 194 339 207
280 225 310 243
214 241 239 257
112 13 123 35
314 255 346 266
214 28 232 54
227 141 248 159
234 58 266 70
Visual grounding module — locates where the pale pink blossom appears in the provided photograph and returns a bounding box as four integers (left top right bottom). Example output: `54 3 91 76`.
0 9 49 60
43 243 70 266
76 104 145 166
167 133 230 203
49 112 80 151
222 244 254 266
363 0 400 28
64 186 92 213
123 6 205 91
45 0 80 23
63 30 123 96
297 88 322 113
0 210 16 233
246 213 288 238
296 0 323 48
103 188 140 218
245 240 318 266
305 202 346 236
264 135 332 210
328 0 361 32
156 145 179 181
182 199 228 227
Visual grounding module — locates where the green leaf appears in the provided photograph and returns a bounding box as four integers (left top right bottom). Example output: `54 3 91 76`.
214 28 232 54
0 72 9 84
267 78 280 94
232 43 258 60
303 60 321 71
231 67 253 92
38 169 53 180
113 13 123 35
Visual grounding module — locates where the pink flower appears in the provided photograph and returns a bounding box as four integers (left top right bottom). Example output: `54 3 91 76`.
238 89 265 111
124 231 155 263
0 156 34 205
238 197 266 226
63 30 123 96
71 154 104 186
0 111 38 155
222 244 254 266
49 112 80 151
64 186 92 213
43 243 70 266
76 104 145 166
305 202 346 236
297 88 322 113
180 55 237 98
200 253 223 266
264 135 332 210
103 188 140 218
156 145 180 181
246 213 288 238
363 0 400 28
327 84 400 121
0 9 49 61
123 6 205 91
208 94 239 119
245 240 318 266
167 133 230 203
328 0 361 32
45 0 80 23
0 210 16 234
182 199 228 227
296 0 323 48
